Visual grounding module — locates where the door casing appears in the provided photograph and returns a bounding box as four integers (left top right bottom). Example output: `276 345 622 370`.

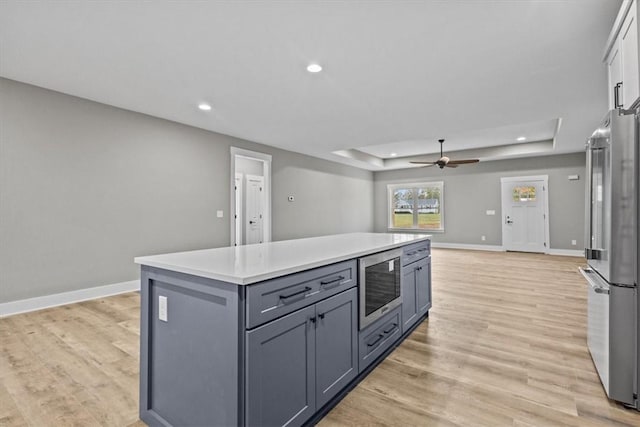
230 147 272 246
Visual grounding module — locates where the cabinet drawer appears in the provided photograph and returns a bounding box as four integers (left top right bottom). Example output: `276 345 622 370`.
358 306 402 373
402 241 430 266
246 260 357 329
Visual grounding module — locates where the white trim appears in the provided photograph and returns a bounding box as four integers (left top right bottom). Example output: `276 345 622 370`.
0 280 140 318
500 175 550 254
430 242 583 257
230 147 273 162
499 175 549 184
431 242 504 252
230 147 272 246
547 249 584 257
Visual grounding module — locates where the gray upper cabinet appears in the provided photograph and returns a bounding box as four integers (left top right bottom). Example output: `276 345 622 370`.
315 288 358 409
246 288 358 427
246 305 316 427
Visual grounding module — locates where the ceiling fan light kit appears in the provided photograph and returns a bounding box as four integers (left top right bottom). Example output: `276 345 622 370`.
410 138 480 169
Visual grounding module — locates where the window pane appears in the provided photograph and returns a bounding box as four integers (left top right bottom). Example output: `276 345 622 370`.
392 188 414 228
512 186 536 202
417 186 441 229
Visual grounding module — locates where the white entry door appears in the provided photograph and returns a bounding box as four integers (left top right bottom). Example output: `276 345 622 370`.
501 176 549 253
245 174 264 244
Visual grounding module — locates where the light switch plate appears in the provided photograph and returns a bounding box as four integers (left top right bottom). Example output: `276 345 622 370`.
158 295 168 322
216 210 224 218
571 240 577 246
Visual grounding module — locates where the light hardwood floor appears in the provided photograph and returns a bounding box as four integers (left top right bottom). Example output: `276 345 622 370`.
1 249 639 426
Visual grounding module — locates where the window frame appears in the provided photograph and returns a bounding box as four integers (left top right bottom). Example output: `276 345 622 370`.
387 181 444 232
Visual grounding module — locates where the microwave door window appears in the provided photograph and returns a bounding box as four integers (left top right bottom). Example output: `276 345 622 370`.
365 258 401 316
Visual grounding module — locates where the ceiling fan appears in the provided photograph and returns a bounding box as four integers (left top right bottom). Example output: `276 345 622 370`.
410 139 480 169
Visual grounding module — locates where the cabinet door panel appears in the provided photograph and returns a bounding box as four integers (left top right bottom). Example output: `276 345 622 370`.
416 257 432 315
401 267 418 331
621 2 639 107
608 44 622 109
315 288 358 409
246 305 315 427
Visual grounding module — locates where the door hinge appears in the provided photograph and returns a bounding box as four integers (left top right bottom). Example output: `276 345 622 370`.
260 187 263 191
544 242 547 247
235 186 237 190
259 214 263 219
234 214 237 219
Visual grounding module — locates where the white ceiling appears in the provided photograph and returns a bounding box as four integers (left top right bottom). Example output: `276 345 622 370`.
357 118 561 159
0 1 620 170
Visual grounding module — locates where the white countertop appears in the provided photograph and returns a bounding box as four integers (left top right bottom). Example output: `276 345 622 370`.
134 232 430 285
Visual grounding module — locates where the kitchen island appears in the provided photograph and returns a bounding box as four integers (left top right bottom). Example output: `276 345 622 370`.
135 232 431 427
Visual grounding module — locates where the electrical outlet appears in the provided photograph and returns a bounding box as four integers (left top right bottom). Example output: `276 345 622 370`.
571 240 577 246
486 210 496 215
159 295 168 322
481 235 486 241
216 210 224 218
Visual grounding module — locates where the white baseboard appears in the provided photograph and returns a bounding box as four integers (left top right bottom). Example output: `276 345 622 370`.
547 249 584 257
0 279 140 318
431 242 505 252
431 242 583 257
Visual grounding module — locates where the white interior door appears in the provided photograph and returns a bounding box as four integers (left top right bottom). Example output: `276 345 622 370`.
245 174 264 244
501 177 548 253
234 173 243 246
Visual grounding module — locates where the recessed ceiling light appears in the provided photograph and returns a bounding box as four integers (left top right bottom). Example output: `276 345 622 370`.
516 136 527 142
390 153 398 157
307 64 322 73
198 103 212 111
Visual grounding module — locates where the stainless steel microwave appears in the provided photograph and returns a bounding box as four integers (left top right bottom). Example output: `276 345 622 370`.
359 248 402 330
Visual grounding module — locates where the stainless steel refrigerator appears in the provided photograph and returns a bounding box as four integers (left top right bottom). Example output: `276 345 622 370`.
580 108 638 408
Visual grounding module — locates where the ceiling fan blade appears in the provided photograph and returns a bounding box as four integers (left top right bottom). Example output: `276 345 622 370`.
447 159 479 165
409 161 437 165
444 163 459 168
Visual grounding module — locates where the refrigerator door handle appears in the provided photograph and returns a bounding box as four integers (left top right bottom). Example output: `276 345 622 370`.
579 266 611 295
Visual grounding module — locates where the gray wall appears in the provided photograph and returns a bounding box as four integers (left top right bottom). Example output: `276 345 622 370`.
0 78 374 303
373 153 586 250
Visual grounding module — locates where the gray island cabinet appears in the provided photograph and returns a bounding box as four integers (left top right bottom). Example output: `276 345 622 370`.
135 233 431 427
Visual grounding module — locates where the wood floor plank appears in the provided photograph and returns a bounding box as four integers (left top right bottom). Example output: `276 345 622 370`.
0 249 639 426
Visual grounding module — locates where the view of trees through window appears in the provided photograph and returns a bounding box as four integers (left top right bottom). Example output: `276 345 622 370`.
390 182 443 230
512 186 536 202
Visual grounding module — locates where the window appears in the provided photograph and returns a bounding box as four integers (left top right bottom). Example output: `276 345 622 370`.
387 181 444 231
512 185 536 202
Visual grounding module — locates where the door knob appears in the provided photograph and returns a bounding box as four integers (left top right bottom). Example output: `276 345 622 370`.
249 220 256 224
506 216 513 224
